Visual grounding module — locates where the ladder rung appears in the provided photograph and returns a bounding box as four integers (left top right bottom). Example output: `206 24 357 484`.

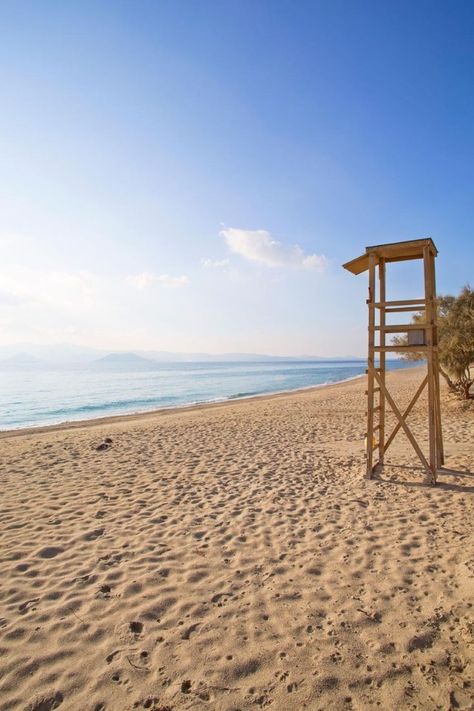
374 323 427 332
374 299 426 309
366 406 381 415
374 345 434 352
365 388 380 395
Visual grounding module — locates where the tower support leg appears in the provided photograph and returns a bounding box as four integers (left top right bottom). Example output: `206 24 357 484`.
366 253 376 478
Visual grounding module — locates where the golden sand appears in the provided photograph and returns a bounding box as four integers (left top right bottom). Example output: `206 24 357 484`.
0 367 473 710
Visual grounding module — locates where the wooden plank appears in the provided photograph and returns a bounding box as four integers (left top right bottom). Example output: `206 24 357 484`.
374 299 426 308
366 253 376 478
369 362 431 473
384 376 428 452
429 250 444 468
342 238 438 274
435 355 444 465
374 345 433 352
374 323 427 332
424 245 437 482
343 240 437 275
366 238 437 260
366 406 381 414
343 253 371 275
385 306 426 313
382 254 433 266
378 258 386 465
367 425 381 433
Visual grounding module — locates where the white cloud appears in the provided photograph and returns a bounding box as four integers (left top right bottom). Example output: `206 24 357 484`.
126 272 189 289
201 258 230 269
220 228 326 271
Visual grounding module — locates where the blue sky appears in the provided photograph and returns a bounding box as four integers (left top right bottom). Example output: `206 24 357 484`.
0 0 472 355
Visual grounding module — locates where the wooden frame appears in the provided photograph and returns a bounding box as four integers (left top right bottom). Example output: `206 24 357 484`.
343 238 443 485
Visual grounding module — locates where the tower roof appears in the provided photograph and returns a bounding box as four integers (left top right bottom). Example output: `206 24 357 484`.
342 238 437 275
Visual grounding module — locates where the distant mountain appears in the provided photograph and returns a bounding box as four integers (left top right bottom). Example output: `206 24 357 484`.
136 351 367 363
137 350 292 362
90 352 160 370
0 342 374 367
0 353 50 370
0 343 107 365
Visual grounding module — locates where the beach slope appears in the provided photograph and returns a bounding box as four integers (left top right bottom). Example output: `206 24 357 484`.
0 367 473 710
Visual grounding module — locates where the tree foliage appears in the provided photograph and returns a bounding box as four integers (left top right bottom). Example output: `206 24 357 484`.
392 285 474 399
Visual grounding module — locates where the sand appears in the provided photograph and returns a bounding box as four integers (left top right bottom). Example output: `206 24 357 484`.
0 366 473 711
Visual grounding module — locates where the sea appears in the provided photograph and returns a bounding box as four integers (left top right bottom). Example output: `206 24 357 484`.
0 360 416 431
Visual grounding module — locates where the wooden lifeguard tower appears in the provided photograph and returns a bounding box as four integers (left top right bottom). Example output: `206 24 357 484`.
343 238 443 485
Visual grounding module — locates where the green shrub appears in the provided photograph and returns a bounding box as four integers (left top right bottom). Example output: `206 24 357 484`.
393 285 473 399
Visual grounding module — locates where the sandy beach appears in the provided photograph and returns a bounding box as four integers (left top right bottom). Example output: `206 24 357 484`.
0 366 473 711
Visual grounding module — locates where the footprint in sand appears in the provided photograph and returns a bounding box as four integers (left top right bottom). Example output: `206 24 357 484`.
181 622 199 640
181 680 192 694
38 546 64 559
106 649 121 664
19 598 40 614
24 691 64 711
129 620 143 635
82 528 104 541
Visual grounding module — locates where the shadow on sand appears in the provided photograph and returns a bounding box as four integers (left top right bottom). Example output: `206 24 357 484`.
377 465 474 494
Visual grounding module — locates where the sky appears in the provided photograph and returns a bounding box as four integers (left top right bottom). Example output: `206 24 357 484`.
0 0 472 357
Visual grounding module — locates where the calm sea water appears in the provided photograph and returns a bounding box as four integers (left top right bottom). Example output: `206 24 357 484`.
0 360 415 430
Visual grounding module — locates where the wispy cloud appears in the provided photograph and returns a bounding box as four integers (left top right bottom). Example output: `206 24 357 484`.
220 228 326 271
126 272 189 289
200 258 230 269
0 268 98 309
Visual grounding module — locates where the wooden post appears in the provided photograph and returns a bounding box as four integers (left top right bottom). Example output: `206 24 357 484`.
423 245 437 484
378 258 386 466
429 250 444 467
366 253 376 478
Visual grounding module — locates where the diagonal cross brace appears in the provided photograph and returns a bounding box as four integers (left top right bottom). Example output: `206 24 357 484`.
368 361 431 473
384 375 428 453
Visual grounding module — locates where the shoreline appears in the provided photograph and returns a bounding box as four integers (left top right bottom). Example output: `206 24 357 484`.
0 371 371 439
0 365 425 439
